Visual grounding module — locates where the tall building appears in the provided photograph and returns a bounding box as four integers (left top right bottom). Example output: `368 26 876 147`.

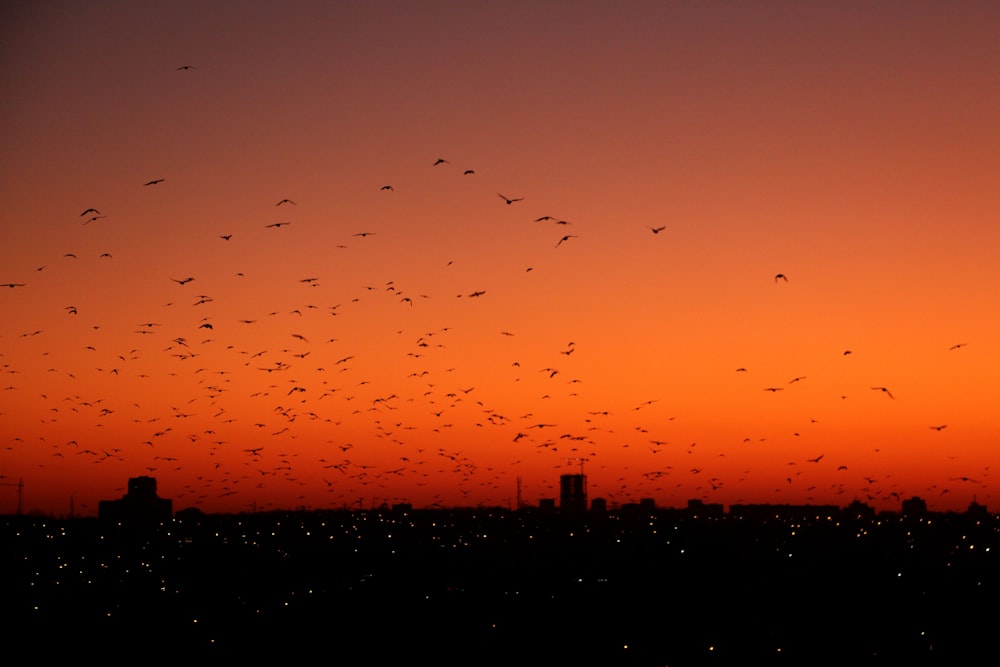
559 473 587 517
99 475 172 523
901 496 928 517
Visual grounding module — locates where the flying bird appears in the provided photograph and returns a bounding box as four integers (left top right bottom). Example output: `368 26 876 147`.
871 386 895 399
555 235 577 247
3 283 26 288
144 178 164 186
774 273 788 282
498 193 523 205
649 226 666 234
265 222 291 228
275 199 296 206
432 158 449 166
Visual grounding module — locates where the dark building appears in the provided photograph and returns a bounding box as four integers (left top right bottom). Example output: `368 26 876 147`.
901 496 928 517
538 498 557 515
687 498 724 517
98 476 172 523
845 499 876 519
559 473 587 517
967 496 988 517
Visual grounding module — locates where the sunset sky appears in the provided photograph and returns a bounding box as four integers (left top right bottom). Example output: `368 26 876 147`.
2 1 998 517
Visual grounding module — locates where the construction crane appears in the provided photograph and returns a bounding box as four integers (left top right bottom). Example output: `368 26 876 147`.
1 476 23 516
565 457 589 475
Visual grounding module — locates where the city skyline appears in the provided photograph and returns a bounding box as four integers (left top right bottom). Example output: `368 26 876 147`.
2 1 998 517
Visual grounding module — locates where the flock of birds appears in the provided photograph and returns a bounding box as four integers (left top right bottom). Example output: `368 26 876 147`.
0 64 988 517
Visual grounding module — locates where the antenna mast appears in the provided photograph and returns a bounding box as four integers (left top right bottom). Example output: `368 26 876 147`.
1 477 24 516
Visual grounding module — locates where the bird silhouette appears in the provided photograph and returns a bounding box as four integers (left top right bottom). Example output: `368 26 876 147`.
555 235 577 247
144 178 164 186
649 226 666 234
871 386 895 399
774 273 788 282
498 193 523 205
275 199 296 206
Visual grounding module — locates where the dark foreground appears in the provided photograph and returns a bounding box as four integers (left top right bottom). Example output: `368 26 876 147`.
4 507 997 664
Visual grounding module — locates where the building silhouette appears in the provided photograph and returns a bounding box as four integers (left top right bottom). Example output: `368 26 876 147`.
559 473 587 517
98 475 172 523
901 496 928 517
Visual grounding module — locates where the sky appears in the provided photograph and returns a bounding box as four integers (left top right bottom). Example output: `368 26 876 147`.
1 0 998 517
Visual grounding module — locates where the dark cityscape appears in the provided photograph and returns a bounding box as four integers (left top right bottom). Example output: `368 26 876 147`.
4 474 996 664
4 4 999 663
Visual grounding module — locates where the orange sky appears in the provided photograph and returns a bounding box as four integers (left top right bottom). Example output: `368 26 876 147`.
1 1 998 517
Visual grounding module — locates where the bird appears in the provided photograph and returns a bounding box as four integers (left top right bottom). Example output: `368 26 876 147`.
219 234 232 240
774 273 788 282
871 386 895 399
176 65 196 70
948 343 968 351
276 199 296 206
806 454 824 463
463 169 475 175
353 232 375 237
144 178 164 186
929 424 948 431
265 222 291 228
763 387 783 392
80 208 100 217
432 158 449 166
555 235 577 247
498 193 523 205
171 277 195 285
3 283 26 288
649 226 666 234
380 185 394 191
